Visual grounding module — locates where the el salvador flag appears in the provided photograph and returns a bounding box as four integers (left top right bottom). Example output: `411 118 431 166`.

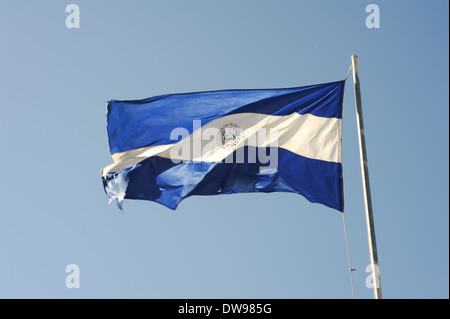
101 80 345 211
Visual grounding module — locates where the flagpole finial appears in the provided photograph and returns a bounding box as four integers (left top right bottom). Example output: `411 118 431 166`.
351 55 359 59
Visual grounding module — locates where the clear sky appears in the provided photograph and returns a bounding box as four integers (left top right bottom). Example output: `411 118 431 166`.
0 0 448 299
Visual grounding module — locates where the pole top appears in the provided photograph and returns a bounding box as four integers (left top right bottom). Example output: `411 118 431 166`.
351 55 359 59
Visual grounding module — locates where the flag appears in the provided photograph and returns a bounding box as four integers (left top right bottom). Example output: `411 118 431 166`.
101 80 345 211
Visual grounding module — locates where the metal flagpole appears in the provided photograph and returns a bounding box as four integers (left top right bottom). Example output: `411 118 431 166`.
351 55 383 299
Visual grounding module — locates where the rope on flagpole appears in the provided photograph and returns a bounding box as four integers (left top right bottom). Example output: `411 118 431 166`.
342 211 356 299
345 64 353 80
342 63 356 298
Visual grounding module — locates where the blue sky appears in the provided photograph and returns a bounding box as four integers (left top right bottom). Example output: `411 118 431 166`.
0 0 448 299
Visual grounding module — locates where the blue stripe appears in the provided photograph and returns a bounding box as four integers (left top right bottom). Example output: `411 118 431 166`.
106 80 345 154
102 147 343 212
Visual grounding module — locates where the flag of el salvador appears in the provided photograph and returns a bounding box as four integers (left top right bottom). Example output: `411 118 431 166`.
101 80 345 211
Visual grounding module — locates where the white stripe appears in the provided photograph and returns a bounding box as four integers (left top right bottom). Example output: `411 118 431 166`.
101 112 341 176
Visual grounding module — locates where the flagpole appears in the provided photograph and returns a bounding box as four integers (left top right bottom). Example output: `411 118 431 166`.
351 55 383 299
